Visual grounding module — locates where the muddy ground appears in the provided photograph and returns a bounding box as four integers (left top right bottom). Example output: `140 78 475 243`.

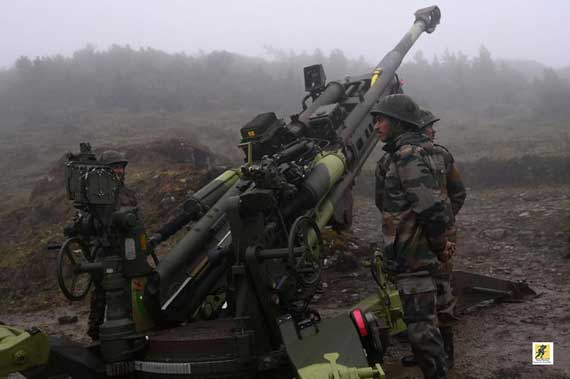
2 185 570 378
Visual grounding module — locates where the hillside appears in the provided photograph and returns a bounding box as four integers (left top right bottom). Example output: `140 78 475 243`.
0 136 231 310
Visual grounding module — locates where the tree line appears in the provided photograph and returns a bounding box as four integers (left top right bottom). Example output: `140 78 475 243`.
0 44 569 123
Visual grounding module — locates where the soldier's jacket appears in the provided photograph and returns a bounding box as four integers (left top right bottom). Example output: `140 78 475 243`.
376 132 449 274
117 185 138 207
376 142 466 232
432 144 466 226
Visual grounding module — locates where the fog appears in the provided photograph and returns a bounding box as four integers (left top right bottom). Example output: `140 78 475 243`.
1 0 569 69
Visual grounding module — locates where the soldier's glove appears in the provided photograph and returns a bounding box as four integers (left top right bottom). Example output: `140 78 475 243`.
438 241 456 262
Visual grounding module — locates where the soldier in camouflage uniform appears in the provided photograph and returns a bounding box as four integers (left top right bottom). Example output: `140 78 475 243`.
87 150 137 340
418 109 466 368
371 94 452 379
420 109 466 238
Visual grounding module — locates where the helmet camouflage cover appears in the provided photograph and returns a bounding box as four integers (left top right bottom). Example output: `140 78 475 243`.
99 150 128 166
370 94 422 128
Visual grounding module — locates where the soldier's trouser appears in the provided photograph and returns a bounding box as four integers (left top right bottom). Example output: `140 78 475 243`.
434 273 456 327
436 228 458 326
397 274 448 379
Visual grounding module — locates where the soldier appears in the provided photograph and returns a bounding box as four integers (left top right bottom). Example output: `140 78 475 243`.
420 110 466 226
86 150 137 340
416 110 466 368
101 150 138 208
371 94 453 379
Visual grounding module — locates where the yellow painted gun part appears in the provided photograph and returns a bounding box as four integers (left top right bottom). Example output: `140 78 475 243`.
353 256 406 336
370 68 383 87
297 353 386 379
310 150 347 229
305 150 347 259
0 326 49 378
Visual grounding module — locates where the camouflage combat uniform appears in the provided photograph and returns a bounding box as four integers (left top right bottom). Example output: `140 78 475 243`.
432 144 466 242
377 131 449 379
376 132 449 271
377 141 466 318
431 143 465 323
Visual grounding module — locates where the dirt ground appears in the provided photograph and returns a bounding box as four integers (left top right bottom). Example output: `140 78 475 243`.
2 185 570 378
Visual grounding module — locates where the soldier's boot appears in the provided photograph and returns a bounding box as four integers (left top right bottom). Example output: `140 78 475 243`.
440 327 454 369
406 325 448 379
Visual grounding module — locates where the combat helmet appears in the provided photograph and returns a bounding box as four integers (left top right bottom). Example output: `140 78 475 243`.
419 109 440 129
99 150 128 166
370 94 422 128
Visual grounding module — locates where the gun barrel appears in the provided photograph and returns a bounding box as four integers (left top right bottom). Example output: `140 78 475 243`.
341 6 440 144
150 180 240 310
191 169 240 210
315 6 440 229
152 169 240 245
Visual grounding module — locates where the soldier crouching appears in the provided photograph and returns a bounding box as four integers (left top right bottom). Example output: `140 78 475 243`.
372 94 454 379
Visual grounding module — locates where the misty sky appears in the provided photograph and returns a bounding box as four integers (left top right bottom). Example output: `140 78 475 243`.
1 0 568 69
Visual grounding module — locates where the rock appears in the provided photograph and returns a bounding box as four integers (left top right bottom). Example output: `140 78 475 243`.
482 228 507 241
58 315 78 325
518 212 530 217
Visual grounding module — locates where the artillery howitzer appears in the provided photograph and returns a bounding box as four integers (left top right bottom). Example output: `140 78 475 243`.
0 5 533 379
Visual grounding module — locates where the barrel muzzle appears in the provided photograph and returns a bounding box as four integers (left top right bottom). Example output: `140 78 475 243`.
414 5 441 33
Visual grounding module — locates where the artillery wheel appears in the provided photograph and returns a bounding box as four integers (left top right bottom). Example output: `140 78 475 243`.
287 216 323 288
57 237 93 301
